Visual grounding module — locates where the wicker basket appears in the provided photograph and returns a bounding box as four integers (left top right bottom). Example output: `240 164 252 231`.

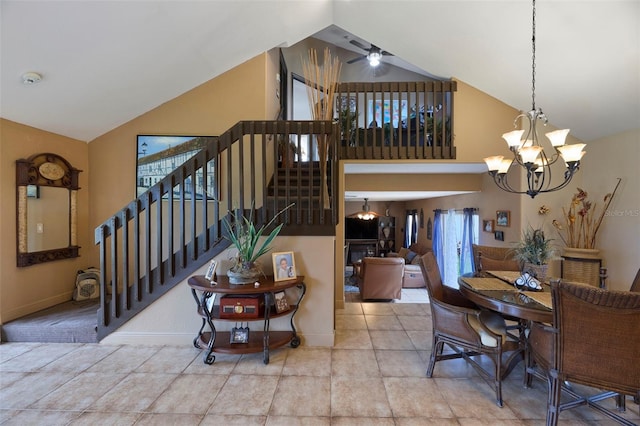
561 248 602 287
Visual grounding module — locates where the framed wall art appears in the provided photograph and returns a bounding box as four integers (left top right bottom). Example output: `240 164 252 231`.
483 219 494 233
496 210 510 227
494 230 505 241
136 135 217 198
273 251 296 281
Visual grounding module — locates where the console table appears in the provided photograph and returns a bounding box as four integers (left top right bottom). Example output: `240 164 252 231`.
187 274 305 365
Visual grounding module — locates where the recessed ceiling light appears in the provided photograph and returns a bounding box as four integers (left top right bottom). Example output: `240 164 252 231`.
22 72 43 85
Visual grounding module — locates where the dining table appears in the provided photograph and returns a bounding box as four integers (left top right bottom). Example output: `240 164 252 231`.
458 270 554 324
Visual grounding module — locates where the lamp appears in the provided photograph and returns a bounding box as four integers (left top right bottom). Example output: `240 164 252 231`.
351 198 379 220
367 51 381 67
484 0 585 199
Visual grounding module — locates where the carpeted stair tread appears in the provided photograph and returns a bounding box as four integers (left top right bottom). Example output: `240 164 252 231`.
2 300 99 343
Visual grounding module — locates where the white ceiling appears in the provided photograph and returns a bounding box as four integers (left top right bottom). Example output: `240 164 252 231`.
1 1 638 145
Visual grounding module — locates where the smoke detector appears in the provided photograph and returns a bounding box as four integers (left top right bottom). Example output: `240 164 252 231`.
22 72 43 85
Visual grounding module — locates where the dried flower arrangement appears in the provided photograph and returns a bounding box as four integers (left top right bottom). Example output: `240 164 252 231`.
552 178 621 249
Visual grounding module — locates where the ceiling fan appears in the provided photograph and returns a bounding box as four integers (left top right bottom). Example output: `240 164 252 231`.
347 40 393 66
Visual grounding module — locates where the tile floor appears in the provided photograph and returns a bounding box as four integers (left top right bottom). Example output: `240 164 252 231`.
1 302 638 425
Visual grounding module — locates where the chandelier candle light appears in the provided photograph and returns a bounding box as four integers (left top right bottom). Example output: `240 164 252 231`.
484 0 586 198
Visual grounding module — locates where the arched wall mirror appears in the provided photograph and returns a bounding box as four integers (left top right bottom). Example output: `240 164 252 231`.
16 153 82 267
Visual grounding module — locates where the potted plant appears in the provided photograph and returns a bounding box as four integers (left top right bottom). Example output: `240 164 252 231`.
512 226 555 280
223 203 294 284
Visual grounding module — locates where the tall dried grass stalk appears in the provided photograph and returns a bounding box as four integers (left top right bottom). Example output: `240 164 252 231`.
302 47 342 209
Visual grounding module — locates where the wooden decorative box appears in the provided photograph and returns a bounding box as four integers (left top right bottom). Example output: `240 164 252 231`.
219 294 265 319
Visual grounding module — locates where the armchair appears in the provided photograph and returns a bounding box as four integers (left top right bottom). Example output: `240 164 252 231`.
527 280 640 425
357 257 404 301
419 252 520 407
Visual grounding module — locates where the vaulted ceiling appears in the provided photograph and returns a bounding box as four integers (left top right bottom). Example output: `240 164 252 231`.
1 1 638 144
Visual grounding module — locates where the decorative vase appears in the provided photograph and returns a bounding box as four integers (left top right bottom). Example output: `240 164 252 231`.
383 227 390 238
561 248 602 287
227 261 261 284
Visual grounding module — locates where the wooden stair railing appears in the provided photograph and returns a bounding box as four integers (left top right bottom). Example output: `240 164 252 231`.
94 120 338 340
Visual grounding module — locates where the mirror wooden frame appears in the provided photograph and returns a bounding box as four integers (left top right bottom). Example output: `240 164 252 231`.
16 153 82 267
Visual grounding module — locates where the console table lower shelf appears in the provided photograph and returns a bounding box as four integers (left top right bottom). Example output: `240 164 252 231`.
187 274 305 365
195 331 299 364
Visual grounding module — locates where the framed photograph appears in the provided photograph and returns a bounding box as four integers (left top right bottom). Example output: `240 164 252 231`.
136 135 217 198
204 259 217 282
495 230 505 241
272 251 296 282
274 291 290 313
483 219 494 233
230 325 249 344
496 210 510 227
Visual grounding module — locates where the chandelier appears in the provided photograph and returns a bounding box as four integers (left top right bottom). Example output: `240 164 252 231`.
484 0 586 199
352 198 379 220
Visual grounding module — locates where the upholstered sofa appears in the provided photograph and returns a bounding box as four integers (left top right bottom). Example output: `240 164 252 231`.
389 243 430 288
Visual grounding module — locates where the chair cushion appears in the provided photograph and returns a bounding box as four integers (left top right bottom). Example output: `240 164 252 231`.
410 255 422 265
468 310 507 347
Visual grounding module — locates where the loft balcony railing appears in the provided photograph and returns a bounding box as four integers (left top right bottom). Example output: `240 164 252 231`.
336 81 457 160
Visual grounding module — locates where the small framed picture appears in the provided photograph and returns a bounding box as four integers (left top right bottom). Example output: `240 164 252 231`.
496 210 510 227
494 230 505 241
272 251 296 282
483 219 494 233
230 325 249 344
204 259 217 282
274 291 290 314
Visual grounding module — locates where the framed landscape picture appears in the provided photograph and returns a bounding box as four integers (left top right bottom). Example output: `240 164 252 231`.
136 135 217 199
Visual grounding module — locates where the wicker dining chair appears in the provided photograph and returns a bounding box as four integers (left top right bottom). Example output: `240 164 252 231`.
472 244 520 272
528 280 640 425
419 252 520 407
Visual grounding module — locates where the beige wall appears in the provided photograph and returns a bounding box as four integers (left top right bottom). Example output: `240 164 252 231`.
0 119 90 323
88 54 270 255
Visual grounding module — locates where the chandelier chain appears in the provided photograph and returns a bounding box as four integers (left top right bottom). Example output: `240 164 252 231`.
531 0 537 111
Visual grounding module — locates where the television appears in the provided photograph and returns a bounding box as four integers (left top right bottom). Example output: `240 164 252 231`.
345 217 379 240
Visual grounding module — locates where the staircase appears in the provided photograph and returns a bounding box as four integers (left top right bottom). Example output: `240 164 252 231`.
93 121 338 340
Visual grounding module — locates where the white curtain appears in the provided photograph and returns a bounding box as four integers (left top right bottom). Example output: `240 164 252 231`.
441 209 479 287
443 209 459 287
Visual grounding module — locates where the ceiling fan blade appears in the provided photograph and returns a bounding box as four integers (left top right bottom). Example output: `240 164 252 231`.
347 55 368 64
349 39 370 51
